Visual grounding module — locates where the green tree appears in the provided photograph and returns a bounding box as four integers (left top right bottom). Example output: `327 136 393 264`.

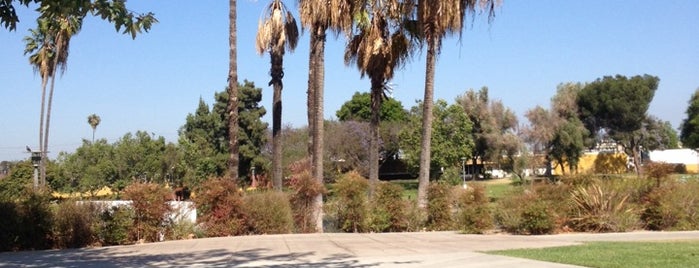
400 100 474 176
179 81 268 186
345 0 412 191
524 83 588 176
457 87 519 177
87 113 101 143
578 74 659 174
255 0 299 191
57 139 115 195
336 92 407 122
680 89 699 148
414 0 498 207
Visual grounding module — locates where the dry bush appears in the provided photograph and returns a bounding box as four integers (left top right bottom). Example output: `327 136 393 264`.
194 177 247 237
123 182 173 242
642 180 699 231
52 201 98 248
495 189 556 235
243 191 293 234
288 159 326 233
368 182 409 232
453 184 492 234
426 183 454 231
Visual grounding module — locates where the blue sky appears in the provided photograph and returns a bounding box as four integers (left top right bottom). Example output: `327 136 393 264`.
1 1 697 161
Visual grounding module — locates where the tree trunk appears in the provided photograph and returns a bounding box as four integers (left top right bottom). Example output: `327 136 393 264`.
271 51 283 191
310 24 326 233
418 39 437 208
227 0 239 181
36 68 48 190
368 77 382 194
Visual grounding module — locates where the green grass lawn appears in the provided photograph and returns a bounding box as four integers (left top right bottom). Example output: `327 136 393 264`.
488 241 699 268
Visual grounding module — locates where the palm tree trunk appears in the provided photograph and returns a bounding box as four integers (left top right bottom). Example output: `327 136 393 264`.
36 72 48 190
306 29 316 161
227 0 240 181
42 73 56 187
369 77 382 194
310 24 326 233
417 39 438 208
271 52 283 191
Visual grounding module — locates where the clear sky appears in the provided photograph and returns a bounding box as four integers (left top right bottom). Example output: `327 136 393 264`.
1 1 697 161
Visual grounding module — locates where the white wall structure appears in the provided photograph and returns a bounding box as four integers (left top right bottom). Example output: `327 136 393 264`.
80 200 197 223
649 149 699 173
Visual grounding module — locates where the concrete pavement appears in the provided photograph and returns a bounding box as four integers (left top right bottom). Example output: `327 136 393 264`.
2 231 699 267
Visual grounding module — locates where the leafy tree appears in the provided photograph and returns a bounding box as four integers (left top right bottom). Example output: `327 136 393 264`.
325 120 372 178
336 92 407 122
179 81 268 186
578 74 659 173
344 0 412 190
457 87 519 176
255 0 299 190
524 83 588 176
414 0 498 207
612 116 680 166
680 89 699 148
56 139 115 194
400 100 474 176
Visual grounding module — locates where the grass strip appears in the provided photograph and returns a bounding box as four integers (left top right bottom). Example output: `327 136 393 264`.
487 241 699 268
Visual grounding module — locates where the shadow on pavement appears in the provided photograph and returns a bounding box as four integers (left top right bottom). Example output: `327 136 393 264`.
0 247 393 267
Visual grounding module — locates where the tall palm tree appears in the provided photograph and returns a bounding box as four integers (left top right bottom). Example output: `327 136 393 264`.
25 14 78 186
87 113 101 143
297 0 357 232
24 2 156 187
415 0 497 207
228 0 240 180
255 0 299 191
345 0 412 192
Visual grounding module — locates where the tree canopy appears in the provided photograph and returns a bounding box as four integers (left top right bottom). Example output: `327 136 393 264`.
336 91 407 122
680 88 699 148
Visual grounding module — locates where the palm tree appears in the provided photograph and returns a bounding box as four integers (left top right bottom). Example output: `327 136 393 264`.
414 0 497 207
297 0 357 232
345 0 412 192
24 14 77 186
255 0 299 191
87 113 101 143
228 0 240 180
23 2 156 187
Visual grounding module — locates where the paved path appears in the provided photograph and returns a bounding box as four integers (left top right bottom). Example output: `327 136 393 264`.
2 231 699 267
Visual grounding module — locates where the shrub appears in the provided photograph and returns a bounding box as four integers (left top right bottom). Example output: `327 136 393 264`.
195 177 247 237
495 190 556 235
368 182 408 232
243 191 293 234
52 201 98 248
17 190 54 250
96 205 134 246
453 184 492 234
329 171 369 233
0 201 20 251
644 162 675 188
426 183 453 231
288 159 326 233
123 182 173 242
439 167 464 187
404 200 427 231
568 183 639 232
641 180 699 230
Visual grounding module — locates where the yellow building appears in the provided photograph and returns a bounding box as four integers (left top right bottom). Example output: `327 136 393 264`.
553 152 629 175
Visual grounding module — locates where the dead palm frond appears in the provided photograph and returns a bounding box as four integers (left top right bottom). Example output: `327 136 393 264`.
255 0 299 55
